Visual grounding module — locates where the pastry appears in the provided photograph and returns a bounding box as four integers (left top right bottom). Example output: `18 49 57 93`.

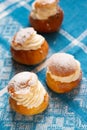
29 0 64 33
7 72 49 115
46 53 82 93
11 27 49 65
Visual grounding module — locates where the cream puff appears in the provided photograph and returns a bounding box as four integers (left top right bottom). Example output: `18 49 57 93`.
7 72 49 115
29 0 64 33
11 27 49 65
46 53 82 93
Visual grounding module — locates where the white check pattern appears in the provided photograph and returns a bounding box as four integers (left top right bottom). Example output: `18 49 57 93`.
60 29 87 53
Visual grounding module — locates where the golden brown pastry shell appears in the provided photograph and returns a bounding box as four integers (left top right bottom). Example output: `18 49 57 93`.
9 93 49 115
29 7 64 33
46 71 82 93
11 40 49 65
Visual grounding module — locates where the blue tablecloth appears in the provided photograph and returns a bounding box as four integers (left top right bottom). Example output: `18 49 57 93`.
0 0 87 129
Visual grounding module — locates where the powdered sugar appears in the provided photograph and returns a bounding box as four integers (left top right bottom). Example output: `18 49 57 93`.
12 28 45 50
48 53 78 72
8 72 38 94
14 28 35 44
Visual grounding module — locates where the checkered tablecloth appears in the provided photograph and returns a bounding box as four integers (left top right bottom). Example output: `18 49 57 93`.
0 0 87 130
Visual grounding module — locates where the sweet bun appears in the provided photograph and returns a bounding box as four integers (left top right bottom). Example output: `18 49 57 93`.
11 27 49 65
46 53 82 93
7 72 49 115
29 0 64 33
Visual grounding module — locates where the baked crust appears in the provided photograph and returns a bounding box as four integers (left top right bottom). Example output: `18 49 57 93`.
9 93 49 115
11 40 49 65
46 71 82 93
29 7 64 33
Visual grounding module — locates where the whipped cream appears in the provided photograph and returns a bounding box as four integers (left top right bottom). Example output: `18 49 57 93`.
11 27 45 50
8 72 46 109
31 0 58 20
12 81 46 109
34 0 57 4
47 60 81 83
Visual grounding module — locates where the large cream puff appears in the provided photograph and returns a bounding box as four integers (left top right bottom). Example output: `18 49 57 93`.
46 53 82 93
11 27 49 65
29 0 64 33
7 72 49 115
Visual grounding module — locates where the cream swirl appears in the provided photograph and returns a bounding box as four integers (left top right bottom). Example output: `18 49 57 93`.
8 72 46 109
11 27 45 50
12 81 46 108
31 0 58 20
47 61 81 83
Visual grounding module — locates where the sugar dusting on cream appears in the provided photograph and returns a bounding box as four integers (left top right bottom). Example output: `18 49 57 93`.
8 72 46 108
14 28 35 44
8 72 38 94
11 27 45 50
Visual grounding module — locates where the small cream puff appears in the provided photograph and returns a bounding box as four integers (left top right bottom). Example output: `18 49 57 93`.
11 27 49 65
29 0 64 33
7 72 49 115
46 53 82 93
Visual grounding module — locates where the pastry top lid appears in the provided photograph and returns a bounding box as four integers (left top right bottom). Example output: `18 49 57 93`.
8 72 38 95
47 53 80 77
13 27 35 44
